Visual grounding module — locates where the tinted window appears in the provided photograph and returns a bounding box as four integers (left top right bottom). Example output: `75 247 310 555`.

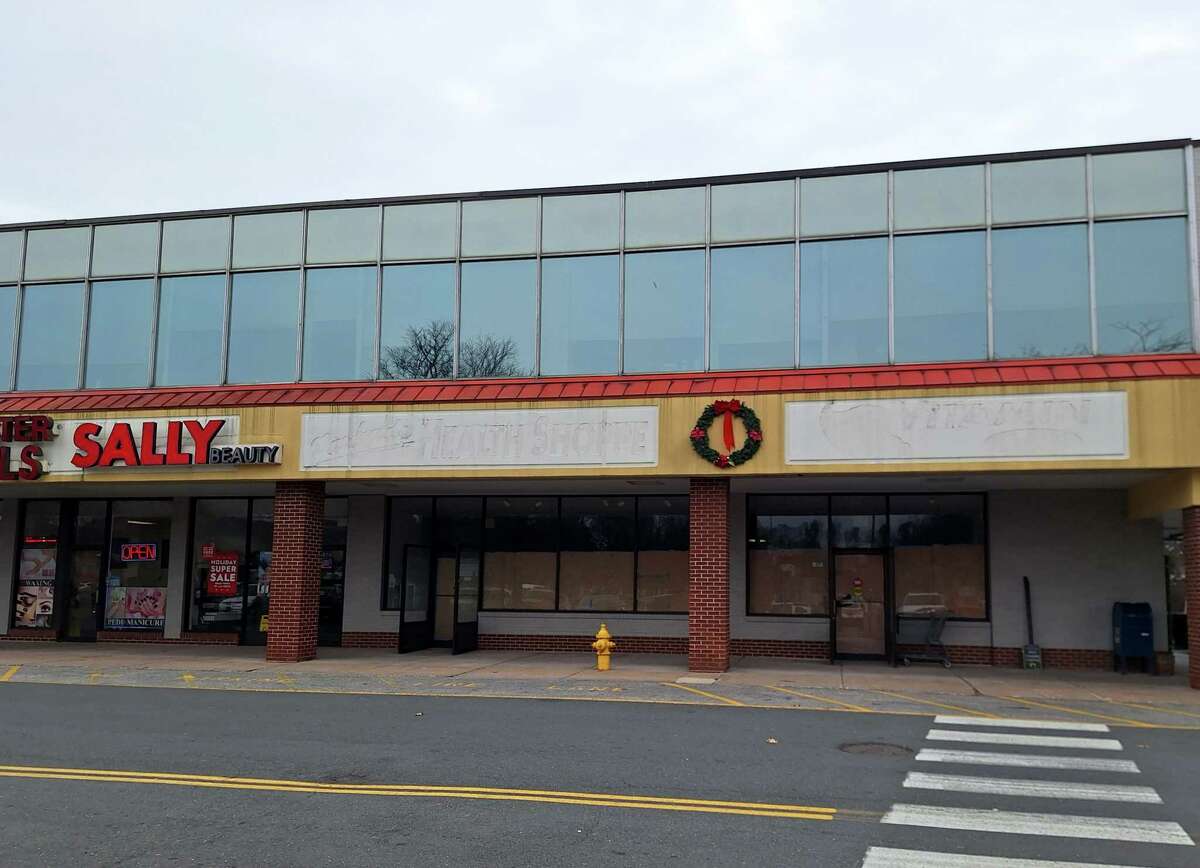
1093 149 1186 216
482 497 558 610
306 207 380 264
800 173 886 236
1094 218 1191 354
624 187 705 248
17 283 84 389
459 259 535 377
800 236 888 366
539 255 619 376
992 225 1091 358
227 270 300 383
748 495 829 616
891 494 986 619
302 266 377 380
623 249 704 373
91 222 159 276
0 285 16 387
232 212 303 268
461 198 537 257
380 263 456 380
636 496 688 612
156 275 225 386
85 279 154 388
710 244 794 370
893 165 985 230
541 193 620 252
558 497 635 612
161 217 230 272
990 157 1086 224
710 180 794 242
23 227 90 280
383 202 458 260
893 231 986 362
0 232 21 282
383 497 434 612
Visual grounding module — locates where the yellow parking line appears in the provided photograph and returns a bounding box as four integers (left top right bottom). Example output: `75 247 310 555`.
663 682 745 706
0 764 835 821
871 689 1000 719
1002 695 1152 728
767 685 875 713
1101 698 1200 722
0 665 20 682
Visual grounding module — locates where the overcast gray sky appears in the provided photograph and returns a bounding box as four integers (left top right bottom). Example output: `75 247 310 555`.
1 0 1196 224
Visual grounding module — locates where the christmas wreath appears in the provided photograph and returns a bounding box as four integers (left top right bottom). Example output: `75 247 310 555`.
689 399 763 468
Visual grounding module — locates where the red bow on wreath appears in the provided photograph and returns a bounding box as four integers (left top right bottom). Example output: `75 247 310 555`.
710 399 742 451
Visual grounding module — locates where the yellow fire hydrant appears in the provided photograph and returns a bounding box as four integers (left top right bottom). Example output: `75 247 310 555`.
592 623 616 671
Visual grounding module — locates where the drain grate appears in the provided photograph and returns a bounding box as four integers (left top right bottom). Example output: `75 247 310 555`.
838 742 914 757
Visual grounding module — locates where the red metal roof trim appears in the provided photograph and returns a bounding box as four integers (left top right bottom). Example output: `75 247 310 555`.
2 353 1199 413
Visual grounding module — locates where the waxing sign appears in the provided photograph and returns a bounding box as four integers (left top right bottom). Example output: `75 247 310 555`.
70 419 281 469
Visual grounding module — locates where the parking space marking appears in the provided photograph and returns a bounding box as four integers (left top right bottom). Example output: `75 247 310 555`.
872 690 1000 719
663 682 744 706
1002 696 1153 728
0 665 20 682
767 685 875 713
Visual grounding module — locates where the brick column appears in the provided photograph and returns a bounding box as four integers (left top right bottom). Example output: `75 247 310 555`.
266 481 324 663
688 478 730 672
1185 506 1200 689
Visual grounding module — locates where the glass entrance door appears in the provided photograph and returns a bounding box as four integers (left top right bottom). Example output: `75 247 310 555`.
397 544 434 653
452 548 481 655
833 551 887 657
64 549 101 641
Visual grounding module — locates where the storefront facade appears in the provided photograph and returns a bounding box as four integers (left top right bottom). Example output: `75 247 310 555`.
2 139 1200 685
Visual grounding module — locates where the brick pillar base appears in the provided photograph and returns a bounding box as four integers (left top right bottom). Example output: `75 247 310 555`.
1185 506 1200 689
265 481 324 663
688 478 730 672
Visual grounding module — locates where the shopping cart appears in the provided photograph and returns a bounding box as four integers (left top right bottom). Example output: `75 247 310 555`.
895 612 951 668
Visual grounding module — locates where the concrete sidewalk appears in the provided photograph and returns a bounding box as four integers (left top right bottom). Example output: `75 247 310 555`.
3 643 1199 729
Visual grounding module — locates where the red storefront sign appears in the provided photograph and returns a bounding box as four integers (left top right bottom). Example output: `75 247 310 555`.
71 420 227 469
206 553 240 597
0 415 54 481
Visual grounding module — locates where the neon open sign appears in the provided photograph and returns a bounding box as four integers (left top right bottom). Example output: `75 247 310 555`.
120 543 158 562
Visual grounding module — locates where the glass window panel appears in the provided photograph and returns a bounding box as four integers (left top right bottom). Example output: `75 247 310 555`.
624 187 705 248
105 501 172 631
558 497 635 612
227 270 300 384
0 285 15 387
623 250 704 373
893 231 986 362
14 501 60 628
991 157 1086 223
380 263 456 379
461 198 537 257
17 282 84 390
710 244 794 370
636 495 688 613
0 232 23 282
459 259 535 377
831 495 887 548
482 497 558 610
993 225 1091 358
539 255 618 376
384 497 434 612
91 222 158 276
1093 149 1186 216
23 227 90 280
800 173 887 236
1095 217 1192 354
800 237 888 366
232 211 303 268
190 499 248 632
302 266 377 381
711 180 795 242
161 217 230 272
748 495 829 616
155 275 226 386
890 494 986 619
85 279 154 388
383 202 458 260
306 207 380 264
893 165 985 230
541 193 620 252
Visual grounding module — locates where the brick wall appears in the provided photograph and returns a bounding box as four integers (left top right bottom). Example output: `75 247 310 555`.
265 481 325 663
688 478 730 672
342 631 397 649
729 639 830 660
479 634 688 654
0 627 56 641
1186 506 1200 688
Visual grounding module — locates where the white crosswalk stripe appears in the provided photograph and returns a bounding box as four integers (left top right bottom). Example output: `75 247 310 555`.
861 846 1148 867
915 748 1140 773
902 771 1162 803
925 729 1123 751
932 715 1110 732
881 803 1193 845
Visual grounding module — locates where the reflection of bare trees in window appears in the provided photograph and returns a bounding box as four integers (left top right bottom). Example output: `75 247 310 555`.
379 319 525 380
1016 341 1092 359
1109 320 1190 354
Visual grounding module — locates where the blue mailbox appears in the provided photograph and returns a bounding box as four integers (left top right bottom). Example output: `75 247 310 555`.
1112 602 1156 675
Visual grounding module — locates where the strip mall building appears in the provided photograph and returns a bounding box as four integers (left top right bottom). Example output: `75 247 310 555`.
2 139 1199 687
